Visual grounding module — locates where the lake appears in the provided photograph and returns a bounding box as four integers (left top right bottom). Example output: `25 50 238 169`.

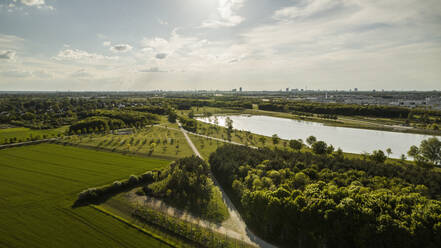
196 115 436 159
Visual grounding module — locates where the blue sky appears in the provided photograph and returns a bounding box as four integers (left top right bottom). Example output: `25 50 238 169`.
0 0 440 91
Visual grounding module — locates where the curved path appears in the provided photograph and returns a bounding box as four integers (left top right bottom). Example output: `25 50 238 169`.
177 121 277 248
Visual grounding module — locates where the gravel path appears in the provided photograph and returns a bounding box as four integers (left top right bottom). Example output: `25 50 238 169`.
176 121 277 248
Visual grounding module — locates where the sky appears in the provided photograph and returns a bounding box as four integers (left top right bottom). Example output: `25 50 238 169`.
0 0 440 91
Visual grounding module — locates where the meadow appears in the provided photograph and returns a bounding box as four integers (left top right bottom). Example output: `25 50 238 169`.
64 126 193 160
0 143 172 248
0 126 68 144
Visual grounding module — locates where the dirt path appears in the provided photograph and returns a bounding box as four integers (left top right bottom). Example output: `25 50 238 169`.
124 189 252 245
0 138 58 149
155 124 257 149
176 121 277 248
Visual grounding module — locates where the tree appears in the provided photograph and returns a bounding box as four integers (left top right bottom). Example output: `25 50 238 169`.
226 117 233 141
272 134 280 145
419 137 441 165
408 145 420 159
386 148 392 158
306 136 317 146
409 138 441 166
188 110 195 119
370 150 387 163
259 136 266 146
168 111 177 123
289 139 302 150
312 141 327 155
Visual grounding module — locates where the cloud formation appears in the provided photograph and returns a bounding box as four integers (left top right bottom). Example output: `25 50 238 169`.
54 49 117 63
155 53 167 59
202 0 246 28
20 0 45 6
139 67 167 73
0 50 16 60
110 44 133 53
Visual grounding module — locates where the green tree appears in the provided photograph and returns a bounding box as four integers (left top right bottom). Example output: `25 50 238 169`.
312 141 327 154
419 137 441 165
306 135 317 146
289 139 302 150
272 134 280 145
370 150 387 163
226 117 233 141
386 148 392 158
168 111 177 123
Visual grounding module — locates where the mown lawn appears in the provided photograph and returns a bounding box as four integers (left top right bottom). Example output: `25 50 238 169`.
0 143 172 248
0 126 68 144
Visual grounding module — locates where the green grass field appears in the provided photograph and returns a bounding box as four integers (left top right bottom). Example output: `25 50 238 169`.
0 126 68 144
64 126 193 160
0 144 173 248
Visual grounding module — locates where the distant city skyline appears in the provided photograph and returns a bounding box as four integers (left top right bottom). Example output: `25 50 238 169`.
1 0 440 91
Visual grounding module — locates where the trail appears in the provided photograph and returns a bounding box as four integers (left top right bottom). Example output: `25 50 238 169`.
0 138 58 149
155 124 257 149
176 121 277 248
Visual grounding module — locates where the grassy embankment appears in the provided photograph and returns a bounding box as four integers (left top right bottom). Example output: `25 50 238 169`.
0 126 68 144
0 144 174 248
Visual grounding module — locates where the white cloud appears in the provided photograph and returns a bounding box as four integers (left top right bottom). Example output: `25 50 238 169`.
0 34 24 50
1 69 31 78
155 53 167 59
158 18 168 25
0 50 16 60
202 0 246 28
110 44 133 53
70 69 92 78
21 0 45 6
54 48 118 63
139 67 167 73
18 0 54 10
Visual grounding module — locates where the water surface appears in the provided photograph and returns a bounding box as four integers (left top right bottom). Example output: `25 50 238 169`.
197 115 435 159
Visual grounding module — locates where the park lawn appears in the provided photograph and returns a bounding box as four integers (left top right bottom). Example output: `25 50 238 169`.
194 120 289 149
0 126 68 144
0 143 172 248
64 126 193 160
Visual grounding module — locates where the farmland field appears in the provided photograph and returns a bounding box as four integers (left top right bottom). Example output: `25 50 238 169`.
0 126 68 144
0 143 172 248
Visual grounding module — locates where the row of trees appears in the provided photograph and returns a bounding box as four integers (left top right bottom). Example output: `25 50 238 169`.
68 117 125 134
209 144 441 247
75 171 156 206
259 101 441 121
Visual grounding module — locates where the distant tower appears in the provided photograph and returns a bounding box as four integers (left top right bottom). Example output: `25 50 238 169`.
239 87 242 92
354 88 358 92
286 88 289 92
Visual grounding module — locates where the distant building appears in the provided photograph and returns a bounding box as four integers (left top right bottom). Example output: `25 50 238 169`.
286 88 289 92
232 88 237 92
354 88 358 92
239 87 242 92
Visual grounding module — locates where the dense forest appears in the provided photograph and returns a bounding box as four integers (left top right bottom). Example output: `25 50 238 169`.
209 144 441 248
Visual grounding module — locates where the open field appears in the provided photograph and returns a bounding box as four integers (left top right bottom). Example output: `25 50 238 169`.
63 126 193 160
0 144 172 248
0 126 68 144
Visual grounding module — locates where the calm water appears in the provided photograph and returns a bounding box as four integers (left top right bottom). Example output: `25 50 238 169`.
196 115 436 159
